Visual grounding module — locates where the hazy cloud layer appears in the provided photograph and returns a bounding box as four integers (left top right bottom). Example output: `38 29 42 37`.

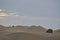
0 10 60 23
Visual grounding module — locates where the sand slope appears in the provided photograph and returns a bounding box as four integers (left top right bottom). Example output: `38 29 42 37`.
0 26 60 40
6 32 41 40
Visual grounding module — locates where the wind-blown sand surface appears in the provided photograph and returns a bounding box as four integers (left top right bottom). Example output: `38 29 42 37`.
0 25 60 40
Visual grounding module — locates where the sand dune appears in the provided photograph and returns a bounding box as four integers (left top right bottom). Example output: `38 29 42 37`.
0 25 60 40
6 32 41 40
0 35 11 40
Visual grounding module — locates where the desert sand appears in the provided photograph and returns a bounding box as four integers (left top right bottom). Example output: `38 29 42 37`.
0 25 60 40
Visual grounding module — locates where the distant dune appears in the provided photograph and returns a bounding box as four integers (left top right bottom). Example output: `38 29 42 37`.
0 25 60 40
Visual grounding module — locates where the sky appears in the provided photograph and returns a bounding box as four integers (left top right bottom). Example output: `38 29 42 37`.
0 0 60 30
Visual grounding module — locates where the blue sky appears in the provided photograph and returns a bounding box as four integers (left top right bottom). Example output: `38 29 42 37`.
0 0 60 29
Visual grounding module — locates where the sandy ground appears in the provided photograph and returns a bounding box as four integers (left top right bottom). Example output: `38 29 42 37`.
0 26 60 40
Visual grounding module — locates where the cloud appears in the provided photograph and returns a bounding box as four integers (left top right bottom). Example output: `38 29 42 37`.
0 13 60 22
0 9 2 12
28 16 60 22
0 9 60 22
0 9 19 22
0 12 19 17
2 15 60 22
17 16 60 22
0 13 9 17
8 13 19 16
